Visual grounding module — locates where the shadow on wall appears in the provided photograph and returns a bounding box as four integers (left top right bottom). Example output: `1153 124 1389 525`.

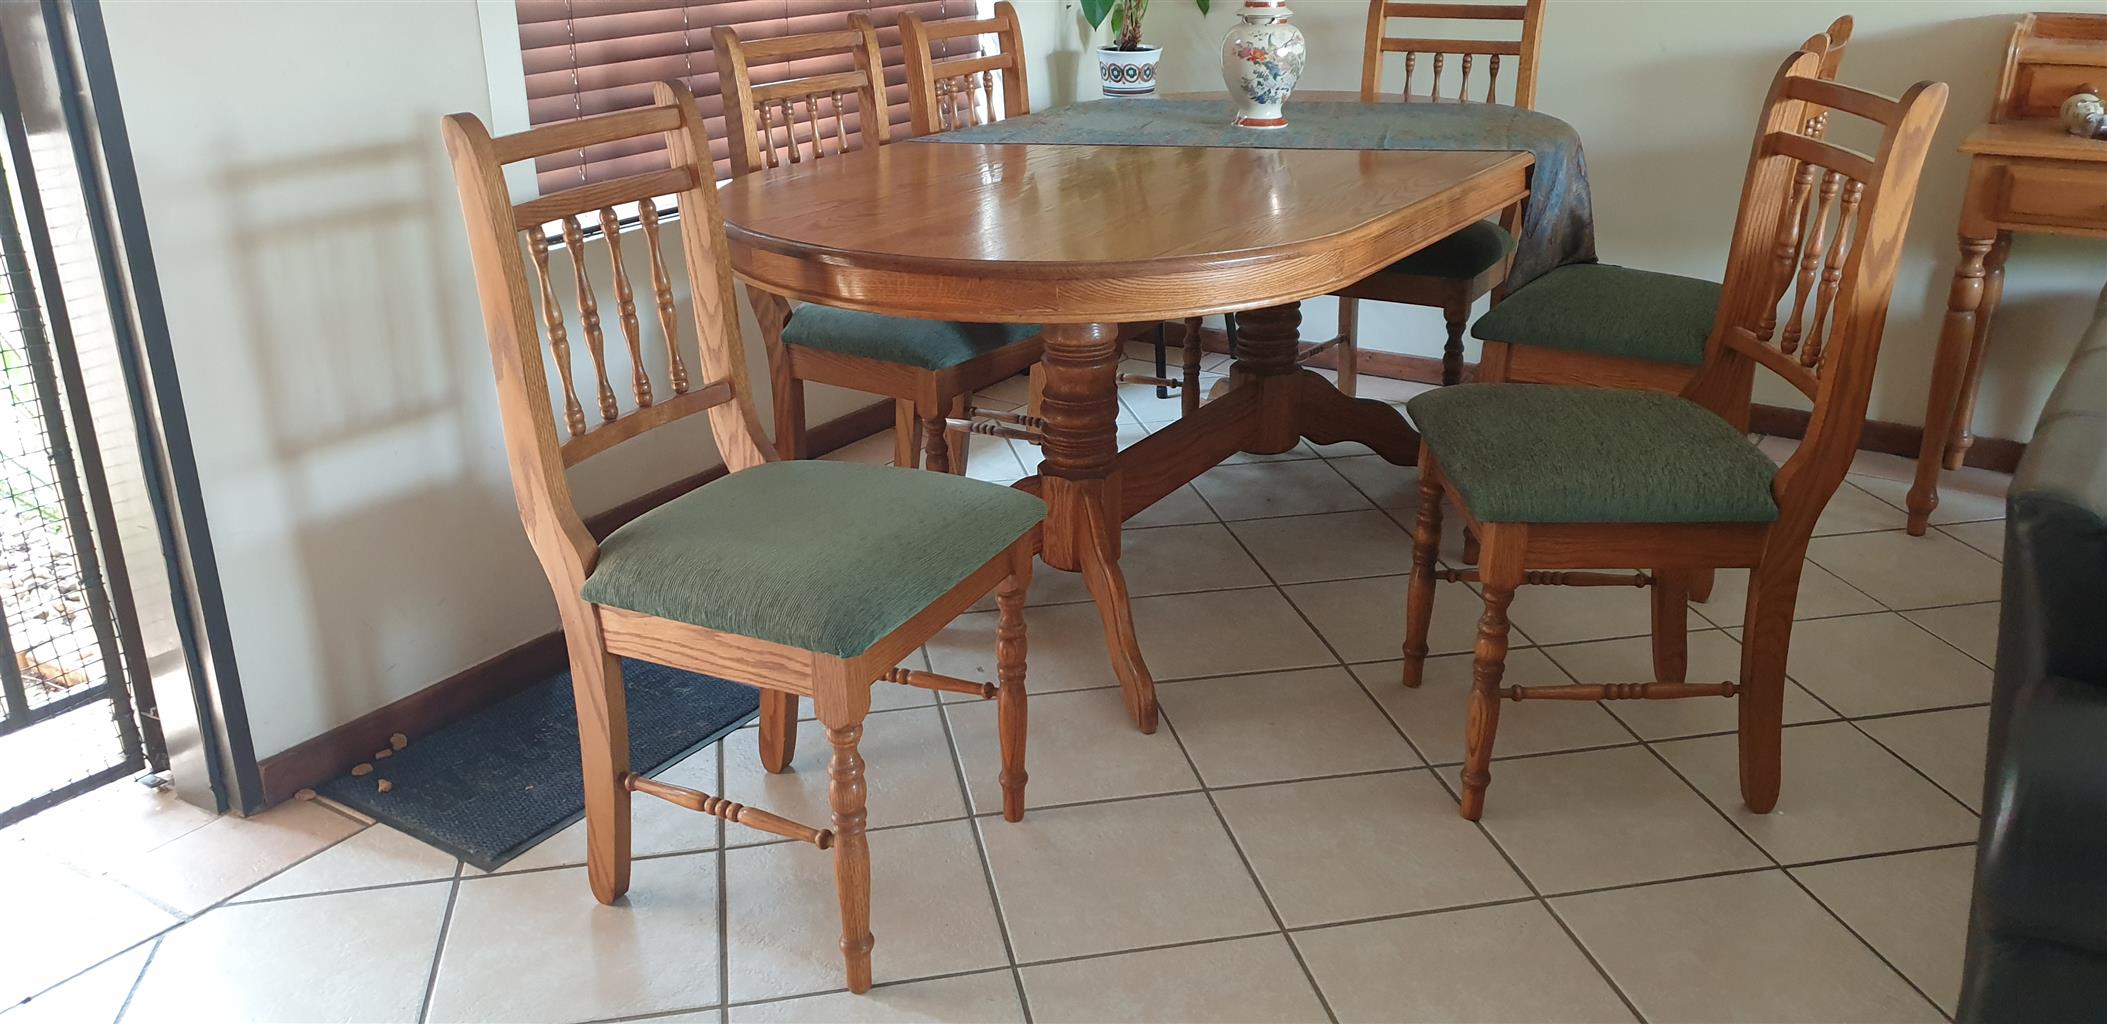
212 125 548 733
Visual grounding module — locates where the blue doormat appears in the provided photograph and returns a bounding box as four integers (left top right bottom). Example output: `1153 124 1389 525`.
317 658 758 871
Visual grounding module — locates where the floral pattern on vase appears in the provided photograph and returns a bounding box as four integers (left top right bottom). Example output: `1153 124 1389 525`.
1222 1 1306 128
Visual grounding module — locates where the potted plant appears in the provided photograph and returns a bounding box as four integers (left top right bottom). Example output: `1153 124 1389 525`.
1083 0 1211 97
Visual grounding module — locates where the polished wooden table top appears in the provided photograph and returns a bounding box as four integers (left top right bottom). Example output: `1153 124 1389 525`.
718 141 1532 322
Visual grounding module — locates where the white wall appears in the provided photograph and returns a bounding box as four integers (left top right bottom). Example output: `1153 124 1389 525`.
97 2 870 759
1011 0 2106 436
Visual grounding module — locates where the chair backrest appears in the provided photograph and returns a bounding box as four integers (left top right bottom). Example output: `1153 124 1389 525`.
1687 50 1946 536
903 1 1031 135
712 18 889 178
441 83 774 595
1359 0 1547 108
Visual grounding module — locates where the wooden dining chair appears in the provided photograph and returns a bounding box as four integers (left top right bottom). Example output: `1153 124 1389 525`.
1400 49 1945 820
715 16 1045 476
1288 0 1549 396
1473 16 1854 394
441 82 1045 993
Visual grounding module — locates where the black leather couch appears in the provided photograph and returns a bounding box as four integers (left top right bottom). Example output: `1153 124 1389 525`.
1957 283 2107 1023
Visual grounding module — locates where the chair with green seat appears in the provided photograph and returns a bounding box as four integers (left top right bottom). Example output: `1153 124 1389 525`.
1298 0 1546 395
1473 16 1852 393
715 17 1043 475
1399 50 1945 821
443 82 1045 994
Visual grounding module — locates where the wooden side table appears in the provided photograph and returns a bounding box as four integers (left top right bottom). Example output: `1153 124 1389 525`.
1907 13 2107 534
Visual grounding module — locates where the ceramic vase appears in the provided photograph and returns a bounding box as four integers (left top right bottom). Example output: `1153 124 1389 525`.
1098 45 1163 97
1221 0 1306 128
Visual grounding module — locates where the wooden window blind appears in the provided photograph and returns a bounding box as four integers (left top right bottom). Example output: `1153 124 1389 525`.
517 1 982 191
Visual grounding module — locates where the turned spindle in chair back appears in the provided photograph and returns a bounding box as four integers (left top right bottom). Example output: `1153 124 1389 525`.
1360 0 1546 107
903 1 1031 135
715 17 889 177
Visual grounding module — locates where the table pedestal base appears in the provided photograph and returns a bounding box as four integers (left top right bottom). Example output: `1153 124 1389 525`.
1021 303 1418 732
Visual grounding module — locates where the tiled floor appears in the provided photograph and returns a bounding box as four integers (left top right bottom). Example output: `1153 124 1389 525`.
3 363 2003 1023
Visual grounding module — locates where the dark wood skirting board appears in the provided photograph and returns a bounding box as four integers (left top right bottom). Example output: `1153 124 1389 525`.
261 323 2024 808
254 397 897 808
1191 326 2027 474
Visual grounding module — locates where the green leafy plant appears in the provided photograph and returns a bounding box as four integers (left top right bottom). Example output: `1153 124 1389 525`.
1081 0 1212 51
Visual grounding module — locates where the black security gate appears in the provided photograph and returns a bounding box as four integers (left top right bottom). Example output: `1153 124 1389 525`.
0 25 165 826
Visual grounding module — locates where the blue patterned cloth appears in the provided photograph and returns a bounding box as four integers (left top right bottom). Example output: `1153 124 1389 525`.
914 98 1595 288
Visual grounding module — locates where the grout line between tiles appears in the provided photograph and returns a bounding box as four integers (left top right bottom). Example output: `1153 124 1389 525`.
414 860 466 1023
108 934 160 1024
931 689 1032 1022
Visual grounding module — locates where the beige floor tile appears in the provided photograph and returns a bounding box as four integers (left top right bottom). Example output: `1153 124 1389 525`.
1852 465 2009 527
238 824 457 900
1285 573 1487 664
431 854 719 1022
496 741 722 872
1691 561 1884 626
729 970 1024 1023
104 799 363 914
946 688 1198 812
1902 602 1999 666
1120 363 1225 424
1217 771 1528 927
0 779 216 877
1294 901 1634 1024
1324 455 1421 510
974 523 1270 610
1809 529 2002 610
128 881 450 1024
1227 510 1416 584
1502 581 1658 646
1793 846 1976 1015
1022 934 1327 1023
957 430 1028 483
1159 668 1420 787
1553 870 1942 1023
1192 460 1373 521
1808 480 1913 536
1774 612 1993 717
974 374 1035 409
979 793 1275 962
725 820 1007 1003
3 941 151 1024
1938 519 2004 561
1543 631 1836 740
0 848 176 1006
1461 746 1768 894
1655 722 1979 864
722 708 966 846
1859 706 1992 811
1355 651 1632 766
1129 484 1220 528
930 587 1333 694
821 430 895 466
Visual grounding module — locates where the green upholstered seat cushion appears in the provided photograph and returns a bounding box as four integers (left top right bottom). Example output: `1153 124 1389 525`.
1470 263 1721 367
1405 384 1778 525
782 305 1039 371
581 461 1045 658
1385 220 1514 279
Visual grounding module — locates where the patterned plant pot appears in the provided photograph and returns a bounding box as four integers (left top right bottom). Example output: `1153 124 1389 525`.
1221 0 1306 128
1097 45 1163 97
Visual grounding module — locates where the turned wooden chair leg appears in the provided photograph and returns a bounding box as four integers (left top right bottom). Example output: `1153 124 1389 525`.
1460 525 1522 821
776 374 808 460
995 563 1031 821
567 638 632 904
1689 568 1716 603
825 716 874 992
1401 447 1444 688
1181 317 1203 417
893 400 919 469
1026 364 1046 422
1461 530 1480 566
1440 296 1469 387
944 394 972 477
1737 558 1804 814
1336 296 1359 397
758 690 797 774
919 399 951 475
1651 570 1689 684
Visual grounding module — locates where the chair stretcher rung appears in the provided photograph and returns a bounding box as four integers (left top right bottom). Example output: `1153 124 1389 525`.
1296 336 1348 362
623 773 833 847
1116 372 1182 389
881 667 997 699
943 417 1042 443
1437 569 1654 587
1507 681 1738 701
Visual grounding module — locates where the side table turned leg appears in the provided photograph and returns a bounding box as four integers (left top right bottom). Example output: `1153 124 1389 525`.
1907 233 1995 536
1944 232 2011 471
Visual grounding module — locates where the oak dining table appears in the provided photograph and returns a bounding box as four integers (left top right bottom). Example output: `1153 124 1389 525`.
717 105 1534 734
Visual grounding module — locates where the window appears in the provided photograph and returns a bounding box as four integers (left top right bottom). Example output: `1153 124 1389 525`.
516 1 983 190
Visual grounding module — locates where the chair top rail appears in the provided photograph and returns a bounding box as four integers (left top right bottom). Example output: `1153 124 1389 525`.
914 13 1006 40
751 71 872 105
732 29 869 64
1383 2 1529 20
1784 75 1902 125
491 105 682 164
